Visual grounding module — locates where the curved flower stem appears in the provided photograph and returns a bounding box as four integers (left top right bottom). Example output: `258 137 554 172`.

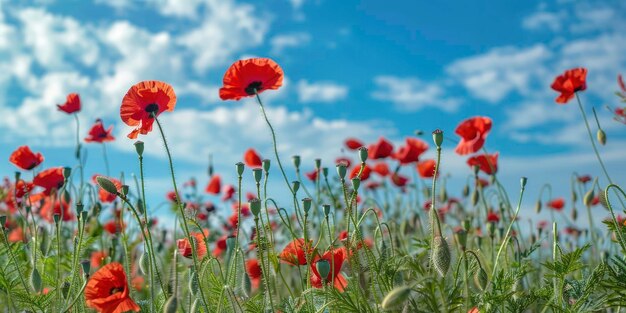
153 115 211 312
492 178 526 278
254 92 294 196
575 93 612 183
604 184 626 254
137 155 157 311
254 217 276 312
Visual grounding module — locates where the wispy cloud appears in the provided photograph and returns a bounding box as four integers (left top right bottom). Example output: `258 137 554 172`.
296 80 348 103
371 76 461 112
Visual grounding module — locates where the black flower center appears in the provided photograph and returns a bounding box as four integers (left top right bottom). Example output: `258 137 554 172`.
245 81 263 95
145 103 159 117
109 286 124 295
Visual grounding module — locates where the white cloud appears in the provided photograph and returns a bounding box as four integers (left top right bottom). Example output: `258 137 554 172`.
446 45 552 103
503 100 577 130
296 80 348 103
289 0 305 10
371 76 461 112
522 11 563 32
270 32 311 54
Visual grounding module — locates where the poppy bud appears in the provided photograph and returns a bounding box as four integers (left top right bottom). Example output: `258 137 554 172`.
322 204 331 217
455 229 467 250
439 185 448 203
292 155 301 169
358 147 368 163
431 236 450 277
292 181 300 194
80 210 88 222
76 203 84 215
137 199 144 214
352 177 361 191
336 163 347 180
134 141 144 156
302 198 312 215
599 188 609 209
250 199 261 217
322 167 329 178
14 171 20 182
139 251 150 276
597 129 607 145
583 189 594 207
80 259 91 277
471 189 480 206
163 296 178 313
252 168 263 183
315 158 321 169
571 207 578 221
63 189 71 204
262 159 271 172
571 190 578 203
535 200 542 214
189 270 199 296
473 165 480 176
121 185 129 197
432 129 444 148
462 219 471 232
520 177 527 188
31 268 42 292
474 267 488 291
241 271 251 298
462 184 470 197
53 213 61 224
235 162 245 177
96 176 118 195
381 286 412 309
63 167 72 180
315 259 330 282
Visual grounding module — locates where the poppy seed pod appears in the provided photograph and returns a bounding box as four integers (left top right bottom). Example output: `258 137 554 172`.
302 198 312 215
0 215 6 229
381 286 412 309
252 168 263 183
322 167 329 178
322 204 331 217
61 281 71 299
455 229 467 250
597 129 607 145
80 210 88 222
121 185 129 197
431 236 450 277
262 159 271 172
134 141 144 157
315 158 321 169
235 162 245 177
521 177 527 188
358 147 368 163
351 177 361 191
53 213 61 224
292 181 300 193
63 167 72 180
336 163 347 179
75 203 84 215
315 259 331 282
432 129 444 148
249 199 261 217
80 259 91 277
292 155 301 169
96 176 118 195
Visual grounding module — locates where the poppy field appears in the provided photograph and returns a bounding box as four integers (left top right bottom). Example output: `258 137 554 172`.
1 57 626 313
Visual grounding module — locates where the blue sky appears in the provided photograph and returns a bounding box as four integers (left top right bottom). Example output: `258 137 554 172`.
0 0 625 225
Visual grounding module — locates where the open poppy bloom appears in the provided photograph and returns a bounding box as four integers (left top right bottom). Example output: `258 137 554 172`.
390 173 409 187
91 251 108 269
368 137 394 159
57 93 81 114
120 80 176 139
349 164 371 180
392 138 429 164
344 138 364 150
33 167 65 195
222 185 236 201
279 238 312 266
10 146 44 170
306 169 319 181
85 262 140 313
177 230 208 260
467 153 499 175
219 58 284 101
85 119 115 143
416 159 436 178
244 148 263 168
310 248 348 292
372 162 390 177
13 180 34 198
547 198 565 211
245 259 262 289
551 68 587 104
206 175 221 195
487 211 500 223
454 116 492 155
213 235 228 257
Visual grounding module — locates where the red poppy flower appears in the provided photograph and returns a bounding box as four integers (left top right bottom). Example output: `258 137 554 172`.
177 231 208 260
390 173 409 187
279 238 312 266
233 202 251 217
103 220 124 234
219 58 284 101
487 211 500 223
467 153 499 175
551 68 587 104
349 164 371 181
85 119 115 143
372 162 390 177
9 146 44 170
416 159 436 178
335 157 352 168
213 235 228 257
306 169 319 181
33 167 65 195
365 181 382 190
39 196 73 222
91 251 108 269
392 138 429 164
454 116 492 155
577 175 592 184
368 137 394 159
8 226 25 243
57 93 81 114
85 262 140 313
476 177 490 188
244 149 263 168
344 138 364 150
205 175 221 195
246 259 262 289
547 198 565 211
228 213 239 229
619 74 626 93
93 175 122 203
310 248 348 292
120 80 177 139
166 191 179 203
14 180 34 198
222 185 235 201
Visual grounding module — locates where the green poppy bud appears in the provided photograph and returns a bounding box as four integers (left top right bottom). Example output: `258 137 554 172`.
431 236 450 277
96 176 118 195
597 129 607 145
292 155 301 169
381 286 412 309
262 159 271 172
134 141 144 156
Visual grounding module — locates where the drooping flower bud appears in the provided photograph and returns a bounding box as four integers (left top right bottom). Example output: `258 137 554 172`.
431 236 450 277
381 286 412 309
583 188 595 207
31 268 42 292
96 176 118 195
474 267 488 291
535 200 542 214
